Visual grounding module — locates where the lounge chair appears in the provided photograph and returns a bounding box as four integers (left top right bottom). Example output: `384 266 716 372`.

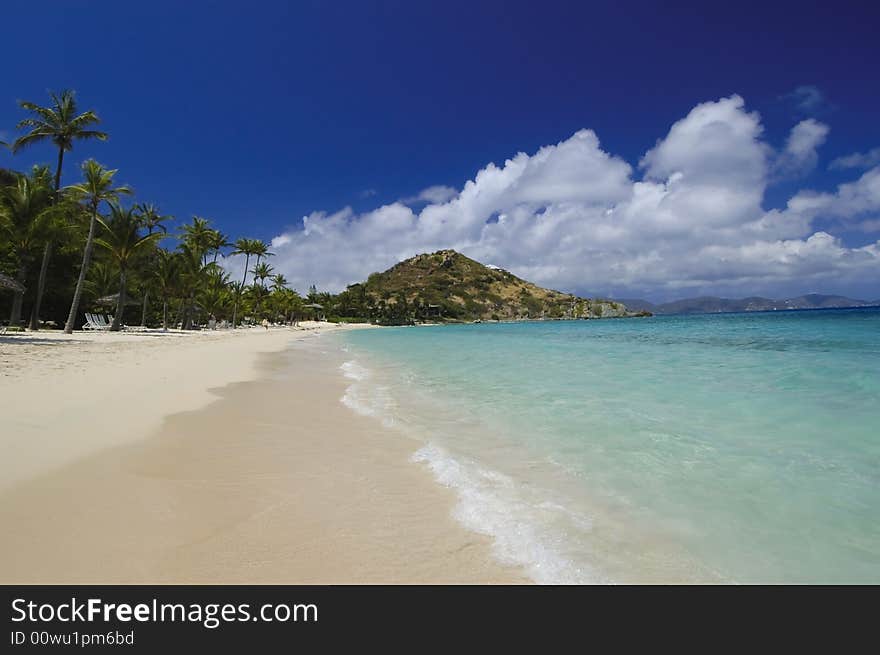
83 313 110 330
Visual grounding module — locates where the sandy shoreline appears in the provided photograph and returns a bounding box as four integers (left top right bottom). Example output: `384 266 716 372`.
0 325 525 583
1 326 301 490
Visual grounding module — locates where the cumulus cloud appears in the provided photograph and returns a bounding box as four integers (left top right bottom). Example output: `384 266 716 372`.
249 95 880 300
773 118 829 178
785 85 827 115
829 147 880 171
402 185 458 205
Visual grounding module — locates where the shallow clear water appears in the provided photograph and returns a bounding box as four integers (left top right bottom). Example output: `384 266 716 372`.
335 308 880 583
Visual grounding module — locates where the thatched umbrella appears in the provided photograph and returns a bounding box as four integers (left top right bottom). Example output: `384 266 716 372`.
303 302 325 320
0 272 25 293
94 293 141 307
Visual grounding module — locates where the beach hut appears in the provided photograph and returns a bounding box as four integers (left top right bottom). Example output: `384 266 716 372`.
94 293 141 307
91 293 143 327
303 303 325 321
0 272 25 293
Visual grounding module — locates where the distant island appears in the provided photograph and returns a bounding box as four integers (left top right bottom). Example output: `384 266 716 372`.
332 250 649 324
617 294 880 315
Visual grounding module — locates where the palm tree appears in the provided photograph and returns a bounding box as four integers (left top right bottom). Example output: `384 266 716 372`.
0 167 58 326
63 160 131 332
230 237 261 327
180 216 214 264
250 261 274 319
176 241 218 329
275 287 303 324
84 260 118 301
197 267 232 321
153 250 179 330
251 239 272 267
95 203 163 331
13 90 108 330
270 273 289 291
251 261 274 289
208 230 231 263
134 203 172 326
137 203 172 235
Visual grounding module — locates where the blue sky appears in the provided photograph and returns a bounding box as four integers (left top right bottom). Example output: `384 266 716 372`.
2 1 879 300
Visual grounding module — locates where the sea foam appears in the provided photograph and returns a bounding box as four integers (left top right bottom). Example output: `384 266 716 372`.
338 357 599 583
339 360 396 427
411 443 600 584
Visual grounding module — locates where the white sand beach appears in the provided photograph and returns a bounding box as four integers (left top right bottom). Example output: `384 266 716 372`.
0 324 524 583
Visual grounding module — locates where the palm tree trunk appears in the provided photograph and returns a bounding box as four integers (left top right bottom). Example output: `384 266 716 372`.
183 292 195 330
27 148 65 331
9 262 28 327
111 269 126 331
253 282 262 319
63 205 99 333
162 299 168 330
232 253 250 328
28 241 52 330
53 147 64 195
140 289 149 327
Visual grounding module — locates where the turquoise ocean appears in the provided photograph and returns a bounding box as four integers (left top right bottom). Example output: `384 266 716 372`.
333 308 880 583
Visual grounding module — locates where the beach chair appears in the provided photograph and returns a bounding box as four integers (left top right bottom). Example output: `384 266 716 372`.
84 313 111 330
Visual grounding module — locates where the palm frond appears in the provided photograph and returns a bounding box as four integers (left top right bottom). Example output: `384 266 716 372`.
11 132 48 153
73 130 109 141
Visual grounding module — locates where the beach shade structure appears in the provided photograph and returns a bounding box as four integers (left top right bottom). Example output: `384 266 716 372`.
93 293 141 307
0 272 25 293
303 302 325 320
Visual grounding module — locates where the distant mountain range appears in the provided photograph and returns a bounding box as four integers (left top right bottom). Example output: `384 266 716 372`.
616 294 880 315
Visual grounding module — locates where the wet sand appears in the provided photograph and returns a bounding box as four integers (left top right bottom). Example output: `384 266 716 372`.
0 328 524 583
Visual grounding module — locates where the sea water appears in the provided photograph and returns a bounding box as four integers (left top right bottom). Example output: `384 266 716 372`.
334 308 880 583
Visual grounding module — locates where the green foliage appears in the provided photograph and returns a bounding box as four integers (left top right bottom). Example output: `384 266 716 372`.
13 90 107 162
0 89 644 328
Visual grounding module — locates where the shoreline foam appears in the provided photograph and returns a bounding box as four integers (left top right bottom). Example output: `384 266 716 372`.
0 325 525 584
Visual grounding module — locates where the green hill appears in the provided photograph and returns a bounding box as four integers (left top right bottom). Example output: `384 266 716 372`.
332 250 646 324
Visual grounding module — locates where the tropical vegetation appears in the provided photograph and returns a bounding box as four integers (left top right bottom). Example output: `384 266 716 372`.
2 90 641 331
1 89 311 331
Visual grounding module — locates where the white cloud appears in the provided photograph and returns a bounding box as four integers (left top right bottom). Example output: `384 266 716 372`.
786 85 826 114
773 118 829 178
254 95 880 301
402 185 458 205
829 147 880 171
